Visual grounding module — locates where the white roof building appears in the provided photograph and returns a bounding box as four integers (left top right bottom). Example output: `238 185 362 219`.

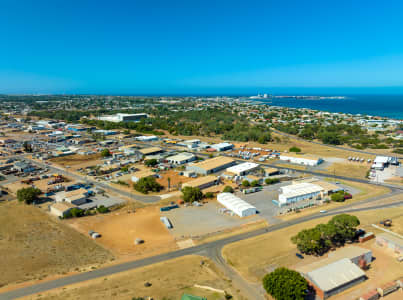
217 193 257 217
166 152 196 165
210 142 234 152
226 162 260 176
279 182 324 205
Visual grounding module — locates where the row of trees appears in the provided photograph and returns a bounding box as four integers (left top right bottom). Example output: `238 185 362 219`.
291 214 360 256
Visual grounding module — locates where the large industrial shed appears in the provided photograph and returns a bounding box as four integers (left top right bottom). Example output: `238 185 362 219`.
217 193 257 217
279 153 323 166
166 152 196 165
278 182 324 205
186 156 235 175
301 258 366 300
182 175 219 190
210 142 234 152
226 162 260 176
376 233 403 255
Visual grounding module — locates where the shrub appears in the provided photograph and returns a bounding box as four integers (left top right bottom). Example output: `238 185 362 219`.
331 191 345 202
101 148 111 157
265 178 280 185
250 180 260 187
97 205 109 214
223 186 234 193
289 146 301 153
182 186 203 203
145 159 158 167
134 177 163 194
241 180 250 187
204 192 214 198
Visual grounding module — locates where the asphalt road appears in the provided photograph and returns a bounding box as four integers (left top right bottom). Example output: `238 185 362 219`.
1 194 402 300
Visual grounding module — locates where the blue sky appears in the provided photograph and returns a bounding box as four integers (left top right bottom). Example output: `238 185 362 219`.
1 0 403 94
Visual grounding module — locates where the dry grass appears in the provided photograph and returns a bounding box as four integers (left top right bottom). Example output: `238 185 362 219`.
50 154 102 170
22 255 240 300
0 201 113 288
319 162 370 179
222 206 403 283
276 163 307 171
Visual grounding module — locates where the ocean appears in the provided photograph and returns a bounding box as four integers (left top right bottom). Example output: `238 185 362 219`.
255 95 403 120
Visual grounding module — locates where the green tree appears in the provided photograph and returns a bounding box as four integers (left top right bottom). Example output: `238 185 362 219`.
223 186 234 193
145 159 158 167
181 186 203 203
101 148 111 157
96 205 109 214
331 191 345 202
262 267 308 300
289 146 301 153
133 177 163 194
241 180 250 187
17 187 41 204
204 192 214 198
265 178 280 185
328 214 360 244
250 180 260 187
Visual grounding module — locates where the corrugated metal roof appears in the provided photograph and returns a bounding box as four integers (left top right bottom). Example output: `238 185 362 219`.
306 258 365 292
188 156 234 172
280 182 324 198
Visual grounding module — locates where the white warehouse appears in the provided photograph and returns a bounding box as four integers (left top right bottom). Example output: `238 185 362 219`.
217 193 257 217
279 182 324 205
226 162 260 176
279 153 323 166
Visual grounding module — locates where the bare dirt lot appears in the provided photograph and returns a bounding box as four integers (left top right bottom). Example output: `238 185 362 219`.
66 206 178 259
50 153 102 171
0 201 113 289
22 255 241 300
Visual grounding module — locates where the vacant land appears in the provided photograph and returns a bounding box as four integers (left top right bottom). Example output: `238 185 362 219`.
67 206 178 259
50 153 102 170
320 161 370 179
0 201 113 288
22 255 240 300
222 206 403 283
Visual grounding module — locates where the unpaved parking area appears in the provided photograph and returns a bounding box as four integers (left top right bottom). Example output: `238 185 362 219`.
162 201 263 239
67 206 177 259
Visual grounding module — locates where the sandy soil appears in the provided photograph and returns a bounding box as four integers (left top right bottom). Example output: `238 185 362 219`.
50 154 102 171
21 255 241 300
66 206 178 259
0 201 113 288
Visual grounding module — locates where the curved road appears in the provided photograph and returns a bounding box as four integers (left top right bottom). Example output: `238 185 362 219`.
1 193 402 300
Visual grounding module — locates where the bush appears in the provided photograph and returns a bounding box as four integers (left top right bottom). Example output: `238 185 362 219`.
134 177 163 194
223 186 234 193
17 187 41 204
262 267 308 300
97 205 109 214
265 178 280 185
250 180 260 187
204 192 214 198
145 159 158 167
241 180 250 187
64 207 84 218
289 146 301 153
331 191 345 202
101 148 111 157
182 186 203 203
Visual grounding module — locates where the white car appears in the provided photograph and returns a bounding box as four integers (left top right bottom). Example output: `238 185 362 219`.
320 210 327 213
